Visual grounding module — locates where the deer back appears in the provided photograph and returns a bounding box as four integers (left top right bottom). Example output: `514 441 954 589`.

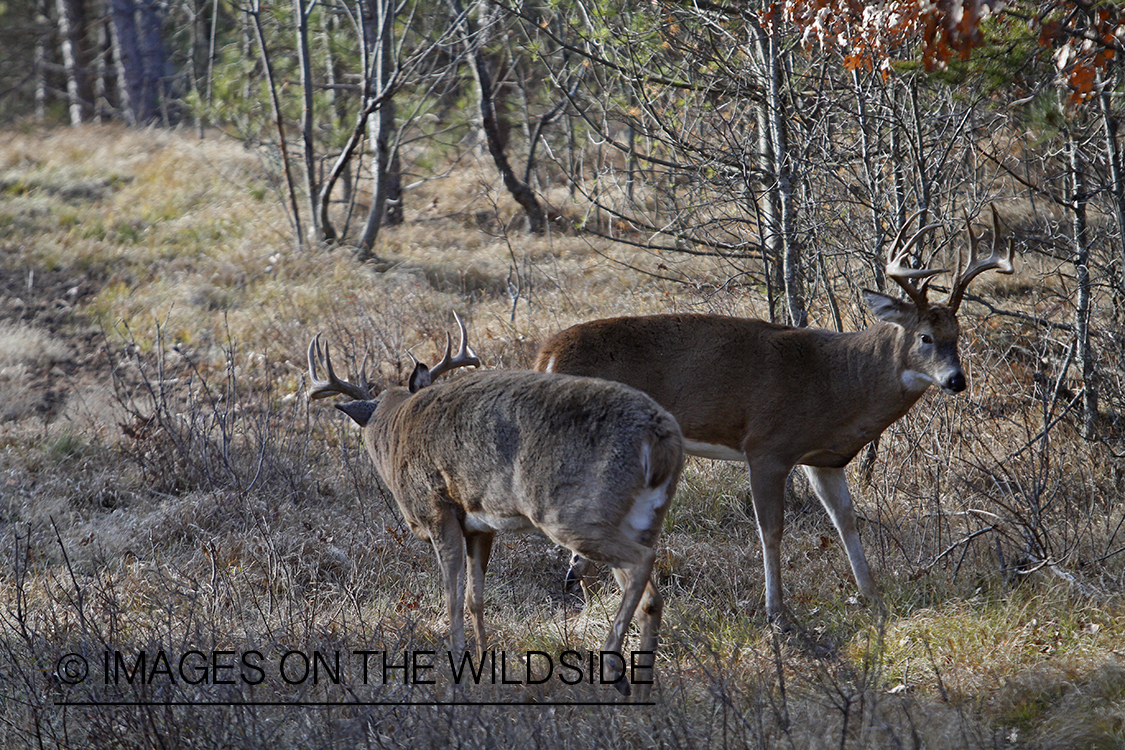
359 370 683 547
535 313 940 467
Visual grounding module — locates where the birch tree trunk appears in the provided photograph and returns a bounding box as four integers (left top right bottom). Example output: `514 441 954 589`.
1098 79 1125 310
34 0 52 122
56 0 93 124
752 21 803 327
853 71 886 291
110 0 143 124
1067 125 1099 439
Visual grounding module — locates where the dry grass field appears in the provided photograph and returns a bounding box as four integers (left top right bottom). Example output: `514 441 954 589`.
1 124 1124 748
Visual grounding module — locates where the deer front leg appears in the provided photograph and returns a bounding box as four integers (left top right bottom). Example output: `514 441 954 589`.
802 465 880 606
747 460 789 627
565 553 596 603
430 512 467 655
465 531 494 661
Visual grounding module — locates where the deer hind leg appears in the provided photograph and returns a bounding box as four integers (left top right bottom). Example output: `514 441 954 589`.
801 465 880 605
629 578 662 701
603 544 658 698
747 460 790 627
465 531 494 660
430 512 467 655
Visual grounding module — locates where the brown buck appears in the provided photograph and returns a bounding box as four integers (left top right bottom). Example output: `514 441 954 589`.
308 313 683 698
535 208 1015 625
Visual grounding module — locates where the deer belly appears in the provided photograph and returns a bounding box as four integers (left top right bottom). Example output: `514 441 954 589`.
464 512 536 533
683 439 745 462
797 448 858 469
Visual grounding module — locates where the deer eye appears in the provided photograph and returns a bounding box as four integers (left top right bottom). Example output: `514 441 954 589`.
920 333 934 345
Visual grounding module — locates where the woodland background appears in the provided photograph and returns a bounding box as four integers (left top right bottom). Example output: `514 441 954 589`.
1 1 1125 748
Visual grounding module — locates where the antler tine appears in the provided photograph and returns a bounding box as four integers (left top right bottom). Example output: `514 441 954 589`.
359 352 371 389
307 333 373 401
427 311 481 382
886 209 927 260
885 210 945 307
945 205 1016 312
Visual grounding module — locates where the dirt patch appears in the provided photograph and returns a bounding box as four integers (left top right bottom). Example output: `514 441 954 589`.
0 257 112 424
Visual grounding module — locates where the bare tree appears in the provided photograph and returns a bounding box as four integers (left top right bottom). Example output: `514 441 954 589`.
1098 73 1125 313
108 0 172 124
248 0 305 247
292 0 327 243
446 0 546 233
750 17 803 326
356 0 402 254
518 1 810 315
1065 116 1100 439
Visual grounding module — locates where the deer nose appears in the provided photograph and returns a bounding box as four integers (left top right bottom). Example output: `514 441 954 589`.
945 372 966 393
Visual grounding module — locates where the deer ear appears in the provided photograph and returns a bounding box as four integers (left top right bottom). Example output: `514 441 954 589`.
408 362 432 393
336 400 377 427
863 289 916 328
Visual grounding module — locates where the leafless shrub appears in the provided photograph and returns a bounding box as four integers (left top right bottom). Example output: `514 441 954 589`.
108 326 318 500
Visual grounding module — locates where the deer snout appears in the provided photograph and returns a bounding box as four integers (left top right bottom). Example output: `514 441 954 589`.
942 371 967 394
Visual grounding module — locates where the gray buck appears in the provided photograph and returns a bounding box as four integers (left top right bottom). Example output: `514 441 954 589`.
535 207 1015 625
308 314 684 698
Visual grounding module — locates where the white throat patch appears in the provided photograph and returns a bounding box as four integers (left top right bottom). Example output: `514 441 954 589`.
901 369 935 392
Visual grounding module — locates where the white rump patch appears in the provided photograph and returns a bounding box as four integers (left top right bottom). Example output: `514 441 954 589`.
683 439 745 462
623 442 670 535
624 480 670 534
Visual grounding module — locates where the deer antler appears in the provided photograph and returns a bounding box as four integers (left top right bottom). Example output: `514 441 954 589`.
425 311 481 381
406 311 482 393
885 209 945 308
944 205 1015 312
307 333 373 401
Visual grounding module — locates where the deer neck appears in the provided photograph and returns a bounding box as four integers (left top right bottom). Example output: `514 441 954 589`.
365 387 414 477
845 322 932 421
